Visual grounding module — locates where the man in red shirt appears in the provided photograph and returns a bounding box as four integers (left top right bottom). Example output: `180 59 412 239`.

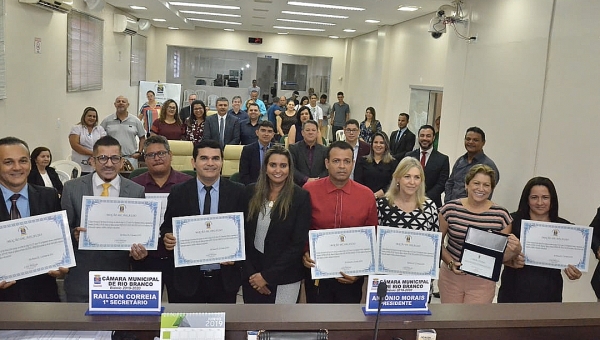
302 141 378 303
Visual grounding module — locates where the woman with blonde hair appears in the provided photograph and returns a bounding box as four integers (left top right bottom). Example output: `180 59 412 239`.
377 156 438 231
355 131 397 199
242 146 311 304
151 99 183 140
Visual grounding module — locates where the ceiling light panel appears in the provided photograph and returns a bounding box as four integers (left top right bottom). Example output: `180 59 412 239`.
179 10 241 17
365 19 380 23
153 18 167 22
273 25 325 31
276 18 335 26
281 10 348 19
287 1 365 11
130 6 147 10
169 2 240 10
398 6 420 11
188 18 242 25
343 28 356 32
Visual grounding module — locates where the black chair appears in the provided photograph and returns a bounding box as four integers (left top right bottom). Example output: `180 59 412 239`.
257 330 328 340
195 79 207 85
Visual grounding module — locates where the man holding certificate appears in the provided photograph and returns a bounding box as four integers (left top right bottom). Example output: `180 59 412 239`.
161 140 245 303
62 136 147 302
302 141 378 303
0 137 67 302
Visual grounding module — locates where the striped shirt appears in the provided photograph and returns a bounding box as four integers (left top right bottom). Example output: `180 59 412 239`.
440 199 512 261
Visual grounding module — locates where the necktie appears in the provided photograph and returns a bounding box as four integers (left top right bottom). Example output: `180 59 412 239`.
420 151 427 168
10 194 21 220
396 130 402 143
203 185 212 215
260 145 267 164
101 183 111 197
219 117 225 146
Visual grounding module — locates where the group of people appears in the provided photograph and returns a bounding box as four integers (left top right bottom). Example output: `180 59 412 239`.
2 91 598 307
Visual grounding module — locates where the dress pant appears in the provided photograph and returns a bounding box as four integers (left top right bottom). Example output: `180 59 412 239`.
438 266 495 304
169 269 237 303
304 269 363 303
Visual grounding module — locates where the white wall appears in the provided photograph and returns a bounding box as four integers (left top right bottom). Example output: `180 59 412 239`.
2 0 142 159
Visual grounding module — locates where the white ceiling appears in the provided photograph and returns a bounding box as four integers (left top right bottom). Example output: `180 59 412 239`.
104 0 449 38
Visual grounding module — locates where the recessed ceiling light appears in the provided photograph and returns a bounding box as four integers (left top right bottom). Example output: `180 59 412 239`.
328 35 339 39
278 32 288 35
188 18 242 25
398 6 420 11
180 10 241 18
276 18 335 26
281 10 348 19
246 64 250 68
169 2 240 10
168 27 179 30
287 1 364 11
343 28 356 32
224 28 235 31
153 18 167 22
273 25 325 32
130 6 147 10
365 19 380 24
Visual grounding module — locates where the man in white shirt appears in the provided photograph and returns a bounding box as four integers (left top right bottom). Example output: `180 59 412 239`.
248 79 260 97
306 94 324 128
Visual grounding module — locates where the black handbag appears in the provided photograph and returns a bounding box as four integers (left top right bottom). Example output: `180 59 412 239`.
257 330 328 340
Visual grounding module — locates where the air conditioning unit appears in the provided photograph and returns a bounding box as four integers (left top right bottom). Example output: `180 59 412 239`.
114 14 138 35
19 0 72 13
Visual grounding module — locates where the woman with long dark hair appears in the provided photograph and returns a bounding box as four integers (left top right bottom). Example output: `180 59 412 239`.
359 107 382 143
355 131 397 199
184 99 207 144
28 147 63 195
242 146 311 303
151 99 183 140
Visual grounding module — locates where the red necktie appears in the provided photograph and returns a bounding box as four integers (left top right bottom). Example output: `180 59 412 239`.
420 151 427 168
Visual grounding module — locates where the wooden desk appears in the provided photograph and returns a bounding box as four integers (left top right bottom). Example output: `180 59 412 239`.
1 302 600 340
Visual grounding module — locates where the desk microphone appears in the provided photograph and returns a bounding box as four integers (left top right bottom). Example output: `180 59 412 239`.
373 281 387 340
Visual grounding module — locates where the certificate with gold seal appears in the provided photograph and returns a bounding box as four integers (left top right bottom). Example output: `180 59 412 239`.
172 212 245 268
79 196 161 251
0 211 76 281
309 226 376 279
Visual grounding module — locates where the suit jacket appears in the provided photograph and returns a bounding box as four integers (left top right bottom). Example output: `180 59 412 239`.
28 166 63 195
160 177 245 296
239 142 263 185
390 128 416 159
62 174 145 302
289 141 328 186
204 113 241 146
0 184 61 302
405 149 449 209
179 106 192 123
243 184 310 286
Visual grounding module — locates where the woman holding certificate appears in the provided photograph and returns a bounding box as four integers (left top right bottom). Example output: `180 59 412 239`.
377 156 438 231
497 177 581 303
438 164 521 303
242 146 311 303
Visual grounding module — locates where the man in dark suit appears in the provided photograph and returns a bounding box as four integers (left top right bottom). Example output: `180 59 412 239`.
404 125 449 209
179 93 196 122
343 119 370 180
0 137 66 302
204 97 241 148
62 136 147 302
390 113 416 159
161 140 245 303
239 121 275 185
289 120 328 186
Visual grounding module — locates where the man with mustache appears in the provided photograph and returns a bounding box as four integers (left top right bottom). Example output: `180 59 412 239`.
302 141 378 303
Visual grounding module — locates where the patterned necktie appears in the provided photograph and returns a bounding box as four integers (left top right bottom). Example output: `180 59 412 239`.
203 186 212 215
101 183 111 197
421 151 427 168
10 194 21 220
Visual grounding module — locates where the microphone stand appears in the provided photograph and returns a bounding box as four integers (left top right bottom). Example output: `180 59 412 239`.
373 281 387 340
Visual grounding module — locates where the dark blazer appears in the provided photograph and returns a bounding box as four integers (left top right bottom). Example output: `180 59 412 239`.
204 113 241 146
354 156 399 194
0 184 61 302
242 184 310 286
405 149 449 209
160 177 245 296
590 207 600 298
357 140 371 158
390 128 416 159
289 141 328 186
239 142 263 185
179 106 192 123
28 166 63 195
61 174 145 302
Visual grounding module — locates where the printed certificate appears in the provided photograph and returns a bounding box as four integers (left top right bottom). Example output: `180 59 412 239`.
0 211 75 281
79 196 161 251
309 226 376 279
173 212 245 268
145 193 168 225
376 227 442 279
521 220 592 271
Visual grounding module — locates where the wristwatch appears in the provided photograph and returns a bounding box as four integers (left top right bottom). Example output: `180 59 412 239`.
447 260 454 270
